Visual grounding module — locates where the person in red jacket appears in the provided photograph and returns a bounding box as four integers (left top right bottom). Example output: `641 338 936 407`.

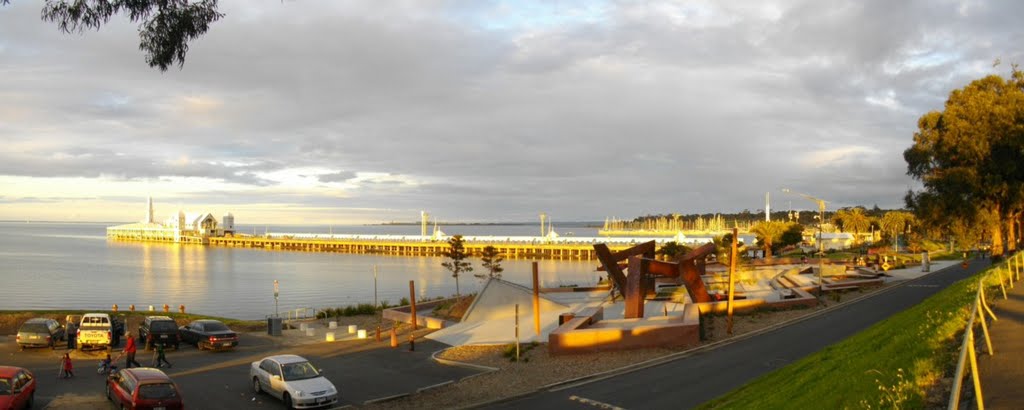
123 332 141 368
60 353 74 378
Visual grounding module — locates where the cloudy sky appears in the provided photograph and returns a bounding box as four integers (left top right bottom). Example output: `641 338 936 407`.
1 0 1021 224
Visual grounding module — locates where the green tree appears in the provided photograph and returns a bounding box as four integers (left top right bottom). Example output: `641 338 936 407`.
2 0 224 71
833 207 871 244
441 235 472 297
779 223 805 248
657 241 692 260
880 211 916 252
750 221 788 260
476 245 504 280
904 67 1024 257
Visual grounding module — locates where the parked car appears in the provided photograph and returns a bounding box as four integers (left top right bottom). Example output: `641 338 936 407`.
250 355 338 409
0 366 36 410
15 318 64 349
179 320 238 350
138 316 180 350
77 313 122 351
105 367 183 410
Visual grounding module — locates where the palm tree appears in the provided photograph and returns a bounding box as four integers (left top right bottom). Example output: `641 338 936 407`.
750 221 788 260
657 241 692 260
441 235 473 297
834 208 871 244
880 211 916 252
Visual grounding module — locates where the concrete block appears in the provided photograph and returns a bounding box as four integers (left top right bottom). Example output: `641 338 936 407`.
348 325 357 334
326 332 335 342
329 321 337 329
305 328 315 337
357 329 367 339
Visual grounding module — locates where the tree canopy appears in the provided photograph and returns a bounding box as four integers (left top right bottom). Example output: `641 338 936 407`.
441 235 472 297
904 66 1024 256
2 0 224 71
476 245 503 280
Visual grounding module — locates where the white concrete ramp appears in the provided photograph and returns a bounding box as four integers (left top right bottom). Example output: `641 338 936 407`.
426 278 569 346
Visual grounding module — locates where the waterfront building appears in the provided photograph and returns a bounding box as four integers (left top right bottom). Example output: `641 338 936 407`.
106 198 231 244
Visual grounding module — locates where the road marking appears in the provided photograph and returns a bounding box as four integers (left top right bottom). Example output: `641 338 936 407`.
907 284 939 288
569 395 626 409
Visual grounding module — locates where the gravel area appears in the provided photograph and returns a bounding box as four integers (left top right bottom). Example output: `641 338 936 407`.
368 284 892 409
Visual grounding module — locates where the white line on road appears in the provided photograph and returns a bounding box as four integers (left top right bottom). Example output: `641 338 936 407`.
569 395 626 410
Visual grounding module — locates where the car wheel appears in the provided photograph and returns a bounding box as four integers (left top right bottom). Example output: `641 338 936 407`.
283 393 293 409
253 377 262 394
26 391 34 409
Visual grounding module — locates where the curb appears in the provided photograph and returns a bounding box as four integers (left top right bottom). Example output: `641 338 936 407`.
416 380 454 393
430 346 501 373
363 393 412 405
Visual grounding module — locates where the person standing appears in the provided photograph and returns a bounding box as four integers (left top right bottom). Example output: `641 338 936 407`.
60 353 74 378
123 332 141 368
155 342 172 368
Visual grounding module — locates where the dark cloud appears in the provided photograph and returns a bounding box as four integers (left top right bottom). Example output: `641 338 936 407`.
1 0 1022 222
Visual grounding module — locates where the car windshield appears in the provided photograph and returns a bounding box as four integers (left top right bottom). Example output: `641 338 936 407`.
0 378 10 394
20 323 48 333
138 383 178 399
150 321 177 332
281 361 320 381
203 322 229 332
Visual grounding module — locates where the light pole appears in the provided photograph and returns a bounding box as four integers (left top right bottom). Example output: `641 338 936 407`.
782 188 828 295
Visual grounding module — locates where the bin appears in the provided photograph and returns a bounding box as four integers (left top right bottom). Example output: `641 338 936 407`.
267 317 282 336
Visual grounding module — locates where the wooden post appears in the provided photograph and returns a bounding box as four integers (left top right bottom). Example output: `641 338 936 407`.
532 262 541 336
727 227 738 335
515 304 520 362
409 280 417 330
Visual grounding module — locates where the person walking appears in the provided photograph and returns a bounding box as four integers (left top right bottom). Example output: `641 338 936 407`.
123 332 141 368
154 342 172 368
59 353 74 378
66 322 76 350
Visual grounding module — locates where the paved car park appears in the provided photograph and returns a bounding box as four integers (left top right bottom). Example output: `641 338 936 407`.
0 329 478 409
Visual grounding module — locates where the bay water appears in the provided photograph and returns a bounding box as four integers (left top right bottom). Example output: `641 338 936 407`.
0 222 606 319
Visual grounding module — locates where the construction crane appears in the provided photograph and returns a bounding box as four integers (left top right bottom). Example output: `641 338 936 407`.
781 188 830 295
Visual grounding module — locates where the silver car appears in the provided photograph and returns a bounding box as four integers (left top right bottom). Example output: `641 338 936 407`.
16 318 65 349
250 354 338 409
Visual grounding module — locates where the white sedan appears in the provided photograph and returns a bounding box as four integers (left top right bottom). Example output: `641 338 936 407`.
250 354 339 409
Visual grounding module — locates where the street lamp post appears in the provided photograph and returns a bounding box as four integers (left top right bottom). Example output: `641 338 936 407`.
782 188 828 296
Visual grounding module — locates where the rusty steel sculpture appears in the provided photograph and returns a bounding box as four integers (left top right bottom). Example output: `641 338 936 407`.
594 241 716 319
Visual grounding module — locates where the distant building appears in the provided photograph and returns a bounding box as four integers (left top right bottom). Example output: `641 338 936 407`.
107 198 234 243
812 232 855 251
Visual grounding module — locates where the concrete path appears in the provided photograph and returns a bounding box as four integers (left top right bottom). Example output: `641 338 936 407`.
487 259 988 410
977 268 1024 409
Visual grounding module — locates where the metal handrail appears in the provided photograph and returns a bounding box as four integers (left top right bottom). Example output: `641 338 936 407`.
947 251 1022 409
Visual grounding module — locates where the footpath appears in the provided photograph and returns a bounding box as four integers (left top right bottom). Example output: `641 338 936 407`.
977 271 1024 409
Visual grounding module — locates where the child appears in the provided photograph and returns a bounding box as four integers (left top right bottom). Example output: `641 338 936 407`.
98 353 112 374
155 342 172 368
60 353 73 378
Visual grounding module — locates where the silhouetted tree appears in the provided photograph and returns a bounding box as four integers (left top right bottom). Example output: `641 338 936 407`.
2 0 224 71
441 235 472 297
476 245 503 280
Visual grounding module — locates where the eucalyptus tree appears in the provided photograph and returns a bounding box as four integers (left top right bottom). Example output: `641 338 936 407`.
904 67 1024 257
2 0 225 71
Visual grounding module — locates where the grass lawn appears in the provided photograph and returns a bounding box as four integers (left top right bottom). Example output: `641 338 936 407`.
699 262 1006 409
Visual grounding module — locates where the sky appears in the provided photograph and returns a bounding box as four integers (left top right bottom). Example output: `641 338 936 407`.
1 0 1022 225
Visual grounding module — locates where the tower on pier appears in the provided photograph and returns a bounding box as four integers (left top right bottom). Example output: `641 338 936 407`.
145 196 154 224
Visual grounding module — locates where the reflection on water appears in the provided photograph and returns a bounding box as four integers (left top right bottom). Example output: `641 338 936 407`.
0 222 601 319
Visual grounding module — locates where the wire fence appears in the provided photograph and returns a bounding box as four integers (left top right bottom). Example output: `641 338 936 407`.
948 251 1022 409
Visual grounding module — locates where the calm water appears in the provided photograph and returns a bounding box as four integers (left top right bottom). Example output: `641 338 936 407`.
0 222 605 319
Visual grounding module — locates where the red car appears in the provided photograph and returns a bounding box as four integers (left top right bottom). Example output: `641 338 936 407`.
106 368 183 410
0 366 35 410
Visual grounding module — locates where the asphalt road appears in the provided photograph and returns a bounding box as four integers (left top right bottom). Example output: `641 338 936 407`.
490 259 989 410
1 329 477 409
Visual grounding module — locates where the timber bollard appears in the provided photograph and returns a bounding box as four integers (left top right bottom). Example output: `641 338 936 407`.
376 325 381 342
179 304 185 314
409 333 415 352
112 304 118 313
162 304 169 313
129 304 135 312
390 327 397 348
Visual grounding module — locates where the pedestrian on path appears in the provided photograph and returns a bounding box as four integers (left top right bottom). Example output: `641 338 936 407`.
59 353 74 378
154 342 172 368
123 332 141 368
